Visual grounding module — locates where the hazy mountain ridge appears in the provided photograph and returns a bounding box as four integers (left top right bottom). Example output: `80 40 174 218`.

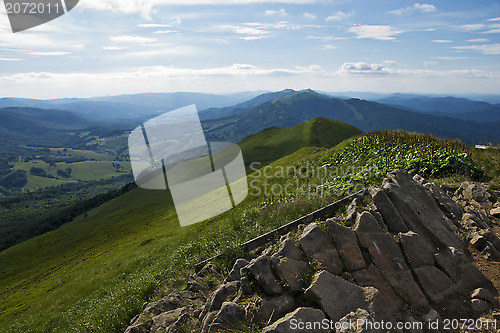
203 90 500 145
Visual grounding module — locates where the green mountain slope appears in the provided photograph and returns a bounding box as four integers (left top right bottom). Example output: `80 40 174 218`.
239 117 362 167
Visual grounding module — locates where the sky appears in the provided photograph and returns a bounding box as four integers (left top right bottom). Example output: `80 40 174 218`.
0 0 500 98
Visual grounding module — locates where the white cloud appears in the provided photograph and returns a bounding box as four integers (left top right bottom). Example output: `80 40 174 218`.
28 51 71 56
459 24 487 31
453 44 500 55
303 12 316 20
325 11 352 21
467 38 489 42
432 40 453 43
339 62 384 74
307 36 347 41
423 61 437 68
137 24 172 28
434 56 467 60
265 8 287 16
102 46 128 50
109 35 158 44
153 30 177 34
0 57 21 61
349 25 403 41
389 3 436 15
487 18 500 22
321 44 336 50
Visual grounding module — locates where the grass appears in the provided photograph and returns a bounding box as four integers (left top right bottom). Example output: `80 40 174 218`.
0 130 498 332
239 117 362 169
13 159 130 190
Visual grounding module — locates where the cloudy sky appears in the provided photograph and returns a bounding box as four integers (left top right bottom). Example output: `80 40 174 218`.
0 0 499 98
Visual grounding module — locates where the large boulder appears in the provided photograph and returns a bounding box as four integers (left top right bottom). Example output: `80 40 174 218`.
226 259 249 282
247 294 296 323
383 170 463 251
262 307 327 333
325 218 366 272
413 266 456 304
423 182 464 220
370 188 408 233
304 270 379 322
270 237 310 292
207 302 246 333
354 212 429 311
150 307 186 332
246 254 284 295
399 231 435 269
352 264 403 316
299 223 343 275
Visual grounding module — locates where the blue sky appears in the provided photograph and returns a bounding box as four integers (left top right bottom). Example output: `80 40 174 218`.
0 0 499 98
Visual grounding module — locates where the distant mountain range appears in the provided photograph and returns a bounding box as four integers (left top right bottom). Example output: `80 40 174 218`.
202 89 500 145
1 89 499 149
0 91 261 122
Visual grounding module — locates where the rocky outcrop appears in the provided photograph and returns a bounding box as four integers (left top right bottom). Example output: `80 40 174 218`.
125 170 499 333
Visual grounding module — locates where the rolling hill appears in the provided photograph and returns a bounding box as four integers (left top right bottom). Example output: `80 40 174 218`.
202 89 500 145
239 117 362 168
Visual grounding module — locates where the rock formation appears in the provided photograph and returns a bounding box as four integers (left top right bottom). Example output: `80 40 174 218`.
125 170 499 333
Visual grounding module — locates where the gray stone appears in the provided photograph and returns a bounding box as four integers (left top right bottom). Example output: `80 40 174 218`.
370 188 408 233
422 308 440 323
226 259 249 282
299 223 343 275
456 182 495 203
201 311 218 333
166 313 190 333
124 323 148 333
186 274 209 297
206 281 240 313
346 198 363 226
470 235 488 251
482 242 500 260
369 209 388 232
482 230 500 251
143 290 184 316
471 288 497 305
247 254 283 295
471 299 490 313
434 248 467 283
271 237 310 292
249 294 296 323
413 266 456 304
326 218 366 271
354 211 429 310
262 307 327 333
383 170 463 252
337 308 382 333
423 182 464 220
208 302 246 333
353 264 403 315
150 307 186 332
399 231 435 269
304 270 376 322
491 208 500 218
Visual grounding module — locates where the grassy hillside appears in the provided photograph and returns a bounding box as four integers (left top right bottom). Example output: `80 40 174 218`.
239 117 362 168
0 129 497 333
